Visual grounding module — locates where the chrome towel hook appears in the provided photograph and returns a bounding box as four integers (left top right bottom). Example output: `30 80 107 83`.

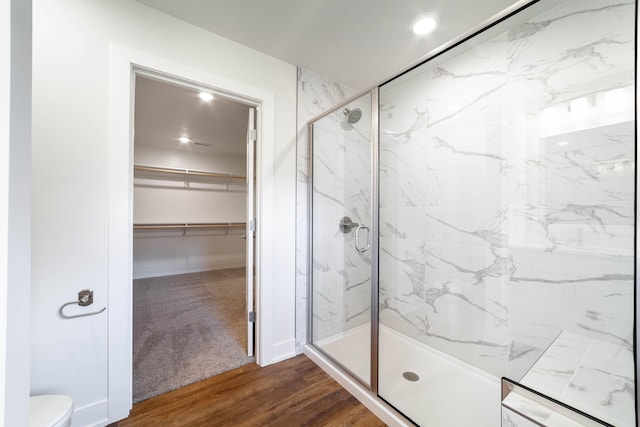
59 289 107 319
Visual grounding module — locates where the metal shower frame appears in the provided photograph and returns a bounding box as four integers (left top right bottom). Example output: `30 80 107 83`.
304 0 638 425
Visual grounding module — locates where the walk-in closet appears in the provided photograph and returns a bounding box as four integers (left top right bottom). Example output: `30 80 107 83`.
131 75 255 402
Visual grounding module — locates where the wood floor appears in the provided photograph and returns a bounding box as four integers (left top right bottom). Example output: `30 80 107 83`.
111 354 386 427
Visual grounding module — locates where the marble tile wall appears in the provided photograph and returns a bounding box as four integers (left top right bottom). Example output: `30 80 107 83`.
519 331 635 426
310 93 372 342
501 406 546 427
295 68 354 352
378 0 635 420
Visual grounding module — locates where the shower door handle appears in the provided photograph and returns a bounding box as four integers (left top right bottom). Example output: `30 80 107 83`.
354 225 370 253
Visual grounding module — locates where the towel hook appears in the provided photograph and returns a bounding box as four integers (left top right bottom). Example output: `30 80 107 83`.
59 289 107 319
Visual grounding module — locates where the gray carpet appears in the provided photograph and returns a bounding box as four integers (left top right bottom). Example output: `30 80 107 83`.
133 268 254 402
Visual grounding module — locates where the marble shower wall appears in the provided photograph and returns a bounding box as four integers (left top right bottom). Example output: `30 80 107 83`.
311 93 373 342
296 68 354 352
378 0 635 393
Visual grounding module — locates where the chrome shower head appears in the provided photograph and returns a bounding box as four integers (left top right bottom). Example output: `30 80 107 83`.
343 108 362 124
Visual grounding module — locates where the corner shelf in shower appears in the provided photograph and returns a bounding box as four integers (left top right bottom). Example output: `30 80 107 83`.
502 330 633 427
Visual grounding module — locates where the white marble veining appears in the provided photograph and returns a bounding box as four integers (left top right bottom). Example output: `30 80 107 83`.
503 331 634 426
307 90 374 385
517 331 635 426
295 68 354 352
301 0 635 424
502 406 543 427
378 0 635 424
311 92 373 353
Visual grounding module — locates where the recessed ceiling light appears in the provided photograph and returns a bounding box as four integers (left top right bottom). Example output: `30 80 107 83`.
413 17 437 35
557 141 569 146
198 91 214 102
179 136 190 143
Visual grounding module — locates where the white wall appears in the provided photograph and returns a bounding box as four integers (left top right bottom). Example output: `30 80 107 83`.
31 0 296 425
133 144 247 278
1 1 31 425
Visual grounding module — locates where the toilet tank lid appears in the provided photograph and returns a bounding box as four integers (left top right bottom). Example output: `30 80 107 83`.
29 395 73 427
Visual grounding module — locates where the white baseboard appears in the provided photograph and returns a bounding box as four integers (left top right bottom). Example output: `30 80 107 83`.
269 338 296 364
71 398 108 427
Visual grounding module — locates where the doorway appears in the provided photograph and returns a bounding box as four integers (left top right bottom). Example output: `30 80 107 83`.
130 73 257 402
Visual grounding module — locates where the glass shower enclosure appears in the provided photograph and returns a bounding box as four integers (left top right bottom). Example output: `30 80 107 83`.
307 0 636 425
309 91 374 386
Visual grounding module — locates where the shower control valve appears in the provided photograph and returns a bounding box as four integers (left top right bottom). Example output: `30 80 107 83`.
339 216 359 233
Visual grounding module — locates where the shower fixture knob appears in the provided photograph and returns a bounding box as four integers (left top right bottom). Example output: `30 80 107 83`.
339 216 359 233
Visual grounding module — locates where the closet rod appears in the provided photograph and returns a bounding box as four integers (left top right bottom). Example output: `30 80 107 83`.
133 222 246 230
134 165 246 180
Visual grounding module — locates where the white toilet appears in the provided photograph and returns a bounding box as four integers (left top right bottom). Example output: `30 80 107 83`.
29 395 74 427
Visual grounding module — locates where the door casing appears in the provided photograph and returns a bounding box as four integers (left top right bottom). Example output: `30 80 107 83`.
108 45 274 423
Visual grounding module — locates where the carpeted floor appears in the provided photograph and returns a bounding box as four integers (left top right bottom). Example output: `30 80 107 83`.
133 268 254 402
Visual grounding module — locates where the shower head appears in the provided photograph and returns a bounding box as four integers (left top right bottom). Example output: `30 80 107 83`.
343 108 362 124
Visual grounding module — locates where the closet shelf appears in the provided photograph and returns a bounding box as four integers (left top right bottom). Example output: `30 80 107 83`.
133 222 246 230
134 165 246 180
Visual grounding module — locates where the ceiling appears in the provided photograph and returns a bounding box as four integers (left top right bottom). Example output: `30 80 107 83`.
132 1 524 157
134 75 250 156
134 0 521 90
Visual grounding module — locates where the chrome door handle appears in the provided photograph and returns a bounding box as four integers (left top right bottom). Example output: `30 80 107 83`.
354 224 370 253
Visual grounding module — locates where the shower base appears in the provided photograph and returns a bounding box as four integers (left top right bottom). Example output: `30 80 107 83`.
310 323 501 426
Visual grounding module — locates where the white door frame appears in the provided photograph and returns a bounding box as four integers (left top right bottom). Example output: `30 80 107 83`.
131 68 258 355
107 44 273 422
245 106 256 357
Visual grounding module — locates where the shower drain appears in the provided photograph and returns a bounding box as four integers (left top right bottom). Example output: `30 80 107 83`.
402 371 420 382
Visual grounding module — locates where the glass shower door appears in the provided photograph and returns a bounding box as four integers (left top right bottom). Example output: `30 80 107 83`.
377 0 635 426
309 92 372 386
